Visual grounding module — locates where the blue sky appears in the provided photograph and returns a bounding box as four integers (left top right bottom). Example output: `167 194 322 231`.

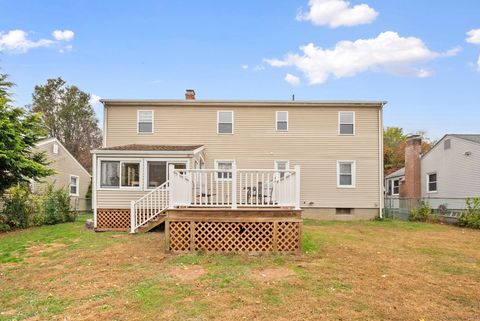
1 0 479 139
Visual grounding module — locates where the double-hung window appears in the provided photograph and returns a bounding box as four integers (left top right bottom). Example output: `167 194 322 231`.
138 110 153 133
427 173 437 193
337 161 356 188
339 111 355 135
100 160 140 189
276 111 288 131
215 160 234 180
53 143 59 154
274 160 290 179
217 111 233 134
69 175 79 196
392 179 400 195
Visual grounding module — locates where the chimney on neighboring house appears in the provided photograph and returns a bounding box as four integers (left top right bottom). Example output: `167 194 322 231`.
185 89 196 100
400 135 422 199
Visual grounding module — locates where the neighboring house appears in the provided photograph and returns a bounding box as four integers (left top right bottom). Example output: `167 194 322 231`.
34 138 91 211
385 134 480 210
385 167 404 198
91 89 386 232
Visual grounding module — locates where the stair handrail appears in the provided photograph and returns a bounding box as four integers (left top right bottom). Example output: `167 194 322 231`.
130 180 170 233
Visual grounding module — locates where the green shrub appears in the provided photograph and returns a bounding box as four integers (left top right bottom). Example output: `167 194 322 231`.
458 197 480 229
409 201 432 222
0 185 35 231
40 184 73 225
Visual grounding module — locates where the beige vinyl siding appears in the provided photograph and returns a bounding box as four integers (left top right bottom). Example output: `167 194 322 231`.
35 140 91 200
421 136 480 199
100 104 381 210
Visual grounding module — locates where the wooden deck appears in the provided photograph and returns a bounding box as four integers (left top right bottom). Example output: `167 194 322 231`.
165 208 302 253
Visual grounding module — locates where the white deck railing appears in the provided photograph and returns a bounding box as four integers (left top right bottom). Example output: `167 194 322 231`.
169 164 300 209
130 165 301 233
130 181 169 233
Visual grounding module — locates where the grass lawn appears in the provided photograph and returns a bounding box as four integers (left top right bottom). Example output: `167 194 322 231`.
1 215 480 320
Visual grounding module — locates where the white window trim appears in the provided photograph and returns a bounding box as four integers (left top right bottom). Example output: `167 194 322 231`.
275 111 288 131
274 160 290 170
337 160 356 188
338 111 356 136
426 172 438 193
97 158 143 191
137 110 154 134
69 175 79 196
214 159 236 181
143 158 189 190
392 178 400 196
217 110 234 134
53 143 59 154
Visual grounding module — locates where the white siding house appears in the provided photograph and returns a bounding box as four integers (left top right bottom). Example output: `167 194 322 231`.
420 135 480 201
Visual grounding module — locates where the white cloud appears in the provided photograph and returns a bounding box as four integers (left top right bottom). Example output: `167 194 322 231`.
252 65 265 71
284 73 301 86
52 29 74 41
296 0 378 28
265 31 456 84
241 64 249 70
0 29 75 54
466 28 480 44
0 29 54 53
477 55 480 71
89 94 102 106
416 69 433 78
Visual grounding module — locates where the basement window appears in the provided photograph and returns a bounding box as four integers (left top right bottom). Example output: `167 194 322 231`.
336 208 352 215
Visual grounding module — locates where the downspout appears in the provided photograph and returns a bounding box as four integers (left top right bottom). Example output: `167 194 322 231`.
92 152 97 228
379 103 385 218
102 103 107 148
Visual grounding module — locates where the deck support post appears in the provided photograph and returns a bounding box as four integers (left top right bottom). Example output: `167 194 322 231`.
294 165 301 210
130 201 135 233
231 163 237 209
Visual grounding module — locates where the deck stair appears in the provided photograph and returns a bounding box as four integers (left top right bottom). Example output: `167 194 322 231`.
130 181 170 233
136 213 167 233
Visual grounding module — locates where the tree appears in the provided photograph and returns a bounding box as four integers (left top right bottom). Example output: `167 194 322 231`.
384 126 433 174
31 78 102 171
0 74 54 194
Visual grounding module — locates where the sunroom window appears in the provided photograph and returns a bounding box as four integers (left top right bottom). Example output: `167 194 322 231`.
101 161 120 188
100 160 140 189
121 162 140 187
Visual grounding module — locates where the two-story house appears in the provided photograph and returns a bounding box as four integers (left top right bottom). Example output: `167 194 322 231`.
91 90 385 233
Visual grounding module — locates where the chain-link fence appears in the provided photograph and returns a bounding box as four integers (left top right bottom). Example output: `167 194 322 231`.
70 197 92 213
384 197 467 222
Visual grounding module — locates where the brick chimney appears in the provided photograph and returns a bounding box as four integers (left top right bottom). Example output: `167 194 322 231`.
400 135 422 198
185 89 195 100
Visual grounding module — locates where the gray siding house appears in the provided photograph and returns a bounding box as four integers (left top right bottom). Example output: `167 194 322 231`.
420 135 480 202
385 134 480 210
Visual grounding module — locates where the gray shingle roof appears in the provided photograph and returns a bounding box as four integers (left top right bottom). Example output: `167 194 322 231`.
385 167 405 179
98 144 203 151
449 134 480 144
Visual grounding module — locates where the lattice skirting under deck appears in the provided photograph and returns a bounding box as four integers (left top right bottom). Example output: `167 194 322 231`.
167 220 302 253
96 208 130 231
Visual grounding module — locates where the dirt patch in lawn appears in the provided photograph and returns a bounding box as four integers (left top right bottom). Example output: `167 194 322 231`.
168 265 206 282
250 267 295 282
2 217 480 321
